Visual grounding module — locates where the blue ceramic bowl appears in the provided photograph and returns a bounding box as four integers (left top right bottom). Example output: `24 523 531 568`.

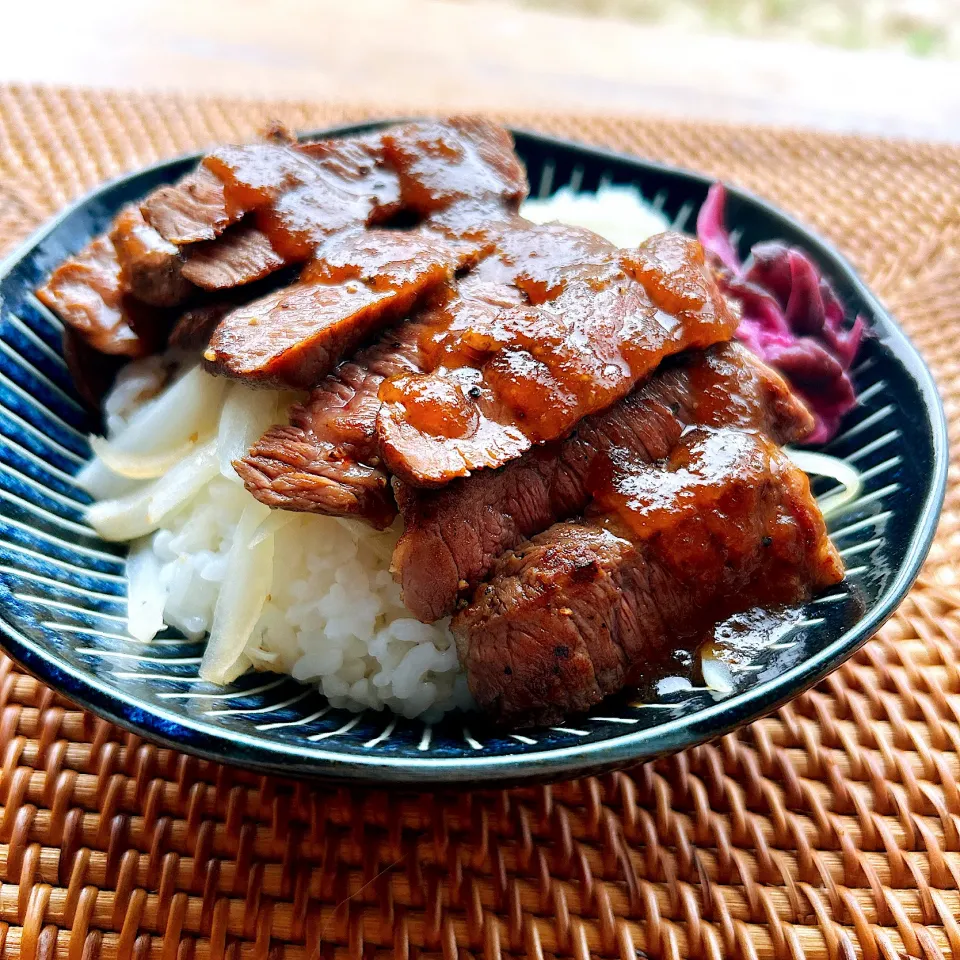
0 122 946 785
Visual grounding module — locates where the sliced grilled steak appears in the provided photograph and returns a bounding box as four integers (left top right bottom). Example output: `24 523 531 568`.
393 342 814 622
236 324 423 528
109 206 194 307
204 229 466 389
453 427 844 726
235 221 614 524
45 119 528 379
382 117 527 224
180 224 288 290
37 236 151 357
376 233 738 487
141 166 234 245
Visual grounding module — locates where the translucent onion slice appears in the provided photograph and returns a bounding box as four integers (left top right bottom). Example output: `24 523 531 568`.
217 384 280 481
126 538 167 642
146 439 220 523
76 459 142 500
90 434 209 481
108 365 226 458
248 509 296 549
700 644 736 695
86 438 219 541
200 501 274 684
786 448 864 519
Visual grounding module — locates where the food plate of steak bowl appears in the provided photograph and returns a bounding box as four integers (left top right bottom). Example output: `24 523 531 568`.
0 118 945 784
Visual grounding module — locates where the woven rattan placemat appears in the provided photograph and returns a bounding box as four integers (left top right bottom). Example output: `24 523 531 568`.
2 84 960 960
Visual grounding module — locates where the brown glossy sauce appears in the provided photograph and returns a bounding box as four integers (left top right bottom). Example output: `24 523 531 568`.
42 120 528 382
204 229 464 388
379 374 479 439
589 425 844 605
382 118 527 216
591 427 778 541
377 231 739 486
191 120 528 388
627 604 805 704
198 121 525 267
203 137 399 262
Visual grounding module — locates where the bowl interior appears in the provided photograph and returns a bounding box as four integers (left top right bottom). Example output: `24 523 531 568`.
0 125 945 784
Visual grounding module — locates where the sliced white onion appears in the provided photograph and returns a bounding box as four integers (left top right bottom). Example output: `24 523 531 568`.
126 538 167 642
200 500 274 684
217 384 280 481
86 438 219 541
108 365 226 458
248 509 296 549
786 448 864 519
77 458 142 499
90 433 210 480
145 439 220 523
701 645 735 696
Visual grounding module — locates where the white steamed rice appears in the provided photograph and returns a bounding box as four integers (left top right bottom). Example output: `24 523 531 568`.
82 188 671 719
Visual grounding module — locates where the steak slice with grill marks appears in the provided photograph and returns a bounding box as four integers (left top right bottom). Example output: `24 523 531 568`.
203 229 471 389
376 233 738 487
452 427 844 726
235 221 614 525
392 341 814 622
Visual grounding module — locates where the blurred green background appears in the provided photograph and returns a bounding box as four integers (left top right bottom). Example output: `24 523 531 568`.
481 0 960 57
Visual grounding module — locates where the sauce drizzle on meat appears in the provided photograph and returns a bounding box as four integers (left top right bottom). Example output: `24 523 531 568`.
453 428 843 726
392 341 815 622
377 232 738 487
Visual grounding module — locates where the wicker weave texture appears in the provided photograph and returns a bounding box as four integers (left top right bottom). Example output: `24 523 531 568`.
1 84 960 960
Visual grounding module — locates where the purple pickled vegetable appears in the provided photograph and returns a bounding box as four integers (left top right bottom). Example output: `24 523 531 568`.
744 242 794 306
695 182 741 275
696 182 865 443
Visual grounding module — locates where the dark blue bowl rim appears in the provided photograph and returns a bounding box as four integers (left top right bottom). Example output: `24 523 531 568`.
0 120 947 784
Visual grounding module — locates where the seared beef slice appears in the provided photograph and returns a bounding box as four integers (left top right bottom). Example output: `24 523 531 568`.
235 223 615 525
235 324 424 528
37 236 157 358
109 206 194 307
453 427 843 726
393 342 814 622
376 233 738 487
204 230 466 389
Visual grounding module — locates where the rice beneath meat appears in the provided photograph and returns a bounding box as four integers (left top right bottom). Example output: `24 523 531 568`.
82 191 671 719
